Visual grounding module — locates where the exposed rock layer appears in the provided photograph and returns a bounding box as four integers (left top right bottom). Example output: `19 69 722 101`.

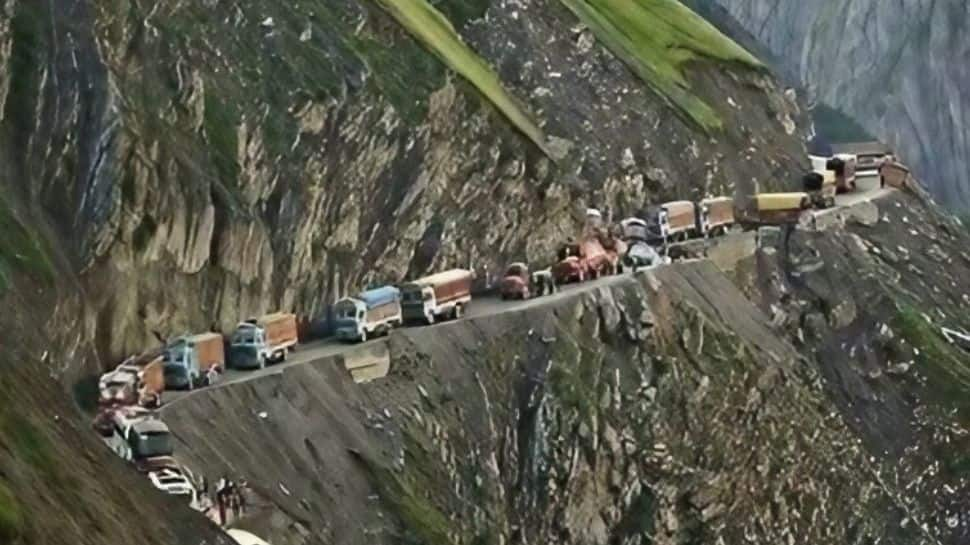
693 0 970 209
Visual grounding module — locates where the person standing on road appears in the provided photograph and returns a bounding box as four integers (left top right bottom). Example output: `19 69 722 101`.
216 476 228 525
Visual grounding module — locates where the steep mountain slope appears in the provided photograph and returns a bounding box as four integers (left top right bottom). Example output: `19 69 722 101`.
0 0 803 383
739 189 970 543
161 261 928 545
0 1 811 543
691 0 970 210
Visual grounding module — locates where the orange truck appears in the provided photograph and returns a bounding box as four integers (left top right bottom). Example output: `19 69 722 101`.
401 269 474 325
163 332 226 390
698 197 735 236
229 313 299 369
659 201 697 241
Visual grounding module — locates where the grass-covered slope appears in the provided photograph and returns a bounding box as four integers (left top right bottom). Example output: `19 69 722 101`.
560 0 764 131
372 0 550 155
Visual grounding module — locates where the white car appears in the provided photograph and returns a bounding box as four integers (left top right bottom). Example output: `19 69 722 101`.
148 468 199 508
226 529 273 545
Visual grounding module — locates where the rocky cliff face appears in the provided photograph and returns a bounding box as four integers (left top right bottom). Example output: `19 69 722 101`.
0 1 813 542
692 0 970 210
0 0 805 383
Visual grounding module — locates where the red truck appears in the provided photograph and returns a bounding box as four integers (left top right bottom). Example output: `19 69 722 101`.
552 238 611 284
500 263 531 299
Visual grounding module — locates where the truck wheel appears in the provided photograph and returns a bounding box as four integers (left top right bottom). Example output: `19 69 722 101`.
187 376 195 391
426 313 435 326
454 305 464 319
259 355 266 370
360 329 368 343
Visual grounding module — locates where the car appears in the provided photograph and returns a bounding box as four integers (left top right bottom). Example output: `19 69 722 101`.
148 468 200 508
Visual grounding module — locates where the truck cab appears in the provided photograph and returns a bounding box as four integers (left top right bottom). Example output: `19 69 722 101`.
163 338 197 390
401 284 436 324
230 322 267 369
106 411 174 462
334 298 368 341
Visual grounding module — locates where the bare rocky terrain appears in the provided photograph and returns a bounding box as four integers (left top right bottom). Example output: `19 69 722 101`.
1 1 969 545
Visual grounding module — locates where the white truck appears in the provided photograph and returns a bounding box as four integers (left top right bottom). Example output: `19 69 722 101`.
334 286 403 342
401 269 473 325
229 313 299 369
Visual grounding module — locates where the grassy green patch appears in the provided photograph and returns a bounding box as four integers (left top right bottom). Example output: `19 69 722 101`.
0 196 54 292
559 0 763 131
894 305 970 418
372 0 550 154
0 480 23 542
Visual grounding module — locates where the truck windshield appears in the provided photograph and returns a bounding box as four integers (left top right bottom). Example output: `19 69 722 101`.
133 432 174 458
232 332 256 345
402 291 421 303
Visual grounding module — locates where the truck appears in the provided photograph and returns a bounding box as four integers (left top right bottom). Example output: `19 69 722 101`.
698 197 735 236
500 263 531 300
827 154 858 193
104 409 174 463
229 312 299 369
99 353 165 408
803 171 836 208
401 269 473 325
740 193 812 225
334 286 403 342
880 158 910 189
620 217 652 242
552 238 610 284
597 229 627 275
163 332 225 390
659 200 697 241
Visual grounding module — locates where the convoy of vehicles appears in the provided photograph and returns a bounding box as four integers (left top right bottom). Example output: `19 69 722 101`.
230 313 299 369
401 269 473 324
163 332 225 390
85 141 903 535
335 286 403 342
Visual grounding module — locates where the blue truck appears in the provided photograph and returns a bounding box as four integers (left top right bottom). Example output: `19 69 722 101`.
334 286 403 342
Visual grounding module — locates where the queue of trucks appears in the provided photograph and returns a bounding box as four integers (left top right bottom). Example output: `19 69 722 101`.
84 139 908 538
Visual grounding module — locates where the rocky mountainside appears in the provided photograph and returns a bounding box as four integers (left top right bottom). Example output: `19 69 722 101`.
158 183 970 545
0 0 804 384
3 1 970 545
691 0 970 211
0 1 810 543
160 261 923 545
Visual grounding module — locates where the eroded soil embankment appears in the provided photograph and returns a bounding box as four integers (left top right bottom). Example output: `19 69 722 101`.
162 261 926 545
